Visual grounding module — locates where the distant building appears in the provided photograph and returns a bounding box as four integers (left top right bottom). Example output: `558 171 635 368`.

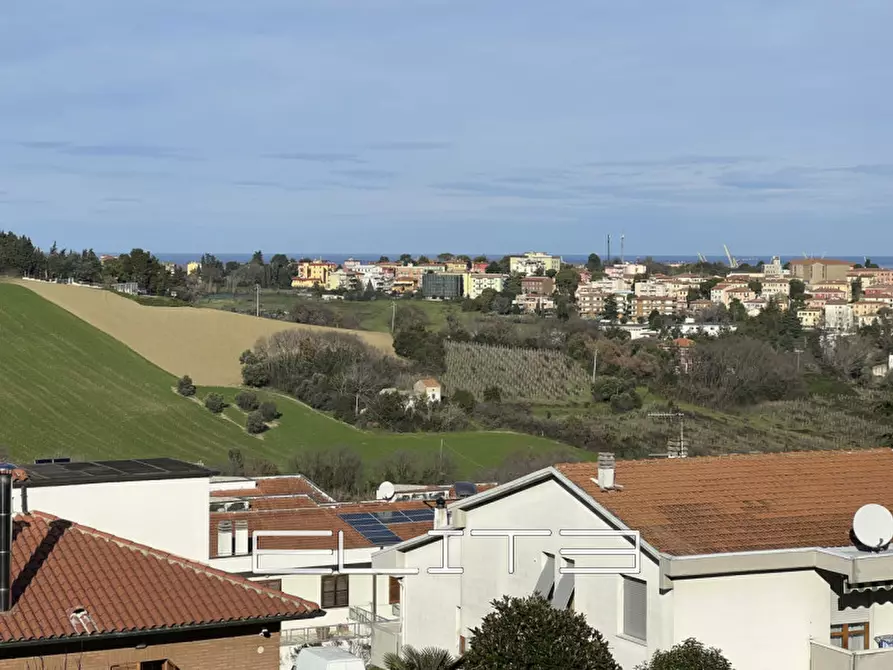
509 252 562 276
823 301 854 332
763 256 784 278
445 260 469 273
463 273 506 299
576 284 607 319
291 260 337 288
520 276 555 296
422 272 463 299
797 307 823 329
413 378 442 403
513 294 555 314
111 282 139 295
392 275 420 295
789 258 853 283
633 296 677 318
186 260 201 275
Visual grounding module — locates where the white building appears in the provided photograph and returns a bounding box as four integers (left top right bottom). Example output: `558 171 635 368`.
824 301 855 332
12 457 213 562
464 273 506 299
372 449 893 670
508 252 562 276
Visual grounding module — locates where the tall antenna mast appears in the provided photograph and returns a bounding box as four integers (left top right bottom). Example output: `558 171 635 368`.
621 234 625 264
607 234 611 265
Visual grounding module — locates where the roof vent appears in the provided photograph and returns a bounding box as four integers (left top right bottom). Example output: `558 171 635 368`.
596 453 623 491
453 482 477 499
69 607 97 634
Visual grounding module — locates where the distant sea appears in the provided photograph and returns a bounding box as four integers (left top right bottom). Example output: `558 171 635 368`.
141 252 893 267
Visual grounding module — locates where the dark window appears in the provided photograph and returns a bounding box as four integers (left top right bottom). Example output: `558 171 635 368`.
389 577 401 605
831 622 869 650
321 574 349 608
140 662 167 670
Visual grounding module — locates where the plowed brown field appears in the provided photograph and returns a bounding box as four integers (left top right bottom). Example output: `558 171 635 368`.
15 280 394 386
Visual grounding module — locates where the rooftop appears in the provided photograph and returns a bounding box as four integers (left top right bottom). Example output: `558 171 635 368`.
790 258 853 266
210 475 335 504
1 511 319 643
557 449 893 556
16 458 217 488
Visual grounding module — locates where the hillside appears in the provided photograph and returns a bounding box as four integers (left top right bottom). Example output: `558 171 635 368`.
17 280 395 386
0 283 577 472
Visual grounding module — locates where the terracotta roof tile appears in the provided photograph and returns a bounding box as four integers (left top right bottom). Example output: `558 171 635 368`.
557 449 893 556
211 475 334 503
0 511 320 643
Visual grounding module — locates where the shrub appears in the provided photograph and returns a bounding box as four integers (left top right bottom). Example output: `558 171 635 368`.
462 594 621 670
259 400 280 422
235 390 260 411
635 638 733 670
610 391 642 413
176 375 196 397
451 389 477 413
483 385 502 402
246 410 267 434
204 393 226 413
241 363 270 387
239 349 259 365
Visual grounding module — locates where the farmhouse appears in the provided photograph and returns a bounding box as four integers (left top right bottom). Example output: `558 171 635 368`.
413 378 442 402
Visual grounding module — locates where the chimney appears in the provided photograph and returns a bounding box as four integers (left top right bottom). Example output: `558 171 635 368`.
217 520 233 557
597 453 616 490
0 463 15 612
234 520 249 556
433 496 449 530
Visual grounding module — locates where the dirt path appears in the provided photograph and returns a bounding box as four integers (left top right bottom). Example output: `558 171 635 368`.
15 280 395 386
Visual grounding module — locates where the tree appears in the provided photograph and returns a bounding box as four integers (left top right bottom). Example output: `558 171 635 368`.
602 295 619 321
379 256 391 262
852 278 863 302
382 646 461 670
204 393 226 413
176 375 196 397
728 298 747 322
483 385 502 402
473 255 489 263
246 410 267 434
462 594 621 670
235 391 260 411
586 253 602 272
635 638 733 670
748 280 763 296
789 279 806 303
259 400 280 422
451 389 476 413
485 261 502 274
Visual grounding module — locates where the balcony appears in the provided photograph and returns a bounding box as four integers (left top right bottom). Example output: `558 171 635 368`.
281 621 372 647
811 641 893 670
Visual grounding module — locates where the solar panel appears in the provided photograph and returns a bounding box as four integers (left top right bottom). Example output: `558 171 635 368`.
372 511 410 524
403 509 435 522
102 460 165 475
340 513 374 521
362 530 402 545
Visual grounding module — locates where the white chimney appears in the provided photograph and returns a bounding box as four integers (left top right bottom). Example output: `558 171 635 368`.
434 496 449 529
888 353 893 371
234 520 249 556
597 453 616 490
217 520 233 557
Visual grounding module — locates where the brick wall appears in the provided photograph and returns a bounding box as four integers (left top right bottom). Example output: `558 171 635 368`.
0 627 281 670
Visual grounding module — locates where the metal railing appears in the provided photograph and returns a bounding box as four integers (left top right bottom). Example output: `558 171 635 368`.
281 621 371 647
350 604 397 624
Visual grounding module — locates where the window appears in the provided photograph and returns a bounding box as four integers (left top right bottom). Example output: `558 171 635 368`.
321 574 349 608
255 578 281 591
831 623 869 650
622 576 647 642
389 577 401 605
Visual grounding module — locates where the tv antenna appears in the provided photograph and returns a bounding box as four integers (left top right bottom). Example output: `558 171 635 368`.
648 412 686 458
852 504 893 552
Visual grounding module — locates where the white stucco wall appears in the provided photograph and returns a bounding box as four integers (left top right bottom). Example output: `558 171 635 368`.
13 477 210 562
672 571 830 670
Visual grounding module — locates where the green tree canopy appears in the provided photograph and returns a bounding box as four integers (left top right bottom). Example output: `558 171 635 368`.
461 594 621 670
635 638 733 670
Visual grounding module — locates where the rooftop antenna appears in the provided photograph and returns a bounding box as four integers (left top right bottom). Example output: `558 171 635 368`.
647 412 686 458
620 234 625 264
376 481 396 501
852 503 893 552
607 234 611 265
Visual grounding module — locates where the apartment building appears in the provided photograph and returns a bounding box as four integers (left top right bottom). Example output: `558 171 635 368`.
853 301 884 319
604 263 648 279
326 268 360 291
811 288 849 303
372 449 893 670
509 252 562 276
463 273 507 299
725 287 757 306
421 273 464 299
763 256 784 278
811 280 852 302
709 282 748 306
634 280 672 298
513 294 555 314
824 301 855 332
292 260 338 288
520 276 555 296
445 260 470 273
848 269 893 289
576 285 607 319
798 307 823 329
790 258 854 283
633 296 677 318
392 275 420 295
743 297 768 317
762 280 791 299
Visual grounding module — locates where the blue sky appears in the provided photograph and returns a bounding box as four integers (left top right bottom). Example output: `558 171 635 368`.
2 0 892 256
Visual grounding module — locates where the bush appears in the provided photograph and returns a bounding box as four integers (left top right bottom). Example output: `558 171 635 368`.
635 638 733 670
239 349 259 365
259 400 280 422
176 375 196 397
462 594 621 670
451 389 476 413
241 363 270 387
483 385 502 402
610 391 642 413
235 390 260 411
204 393 226 413
246 410 267 434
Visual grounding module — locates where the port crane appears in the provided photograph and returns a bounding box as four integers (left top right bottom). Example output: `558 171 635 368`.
697 252 708 263
723 244 739 269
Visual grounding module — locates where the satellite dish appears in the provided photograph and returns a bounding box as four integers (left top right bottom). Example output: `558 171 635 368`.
377 481 396 501
853 504 893 551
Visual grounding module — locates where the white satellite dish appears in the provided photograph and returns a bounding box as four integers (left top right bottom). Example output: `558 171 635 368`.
376 481 396 501
853 504 893 550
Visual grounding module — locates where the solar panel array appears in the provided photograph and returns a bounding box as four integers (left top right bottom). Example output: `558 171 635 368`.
23 458 214 483
339 509 435 546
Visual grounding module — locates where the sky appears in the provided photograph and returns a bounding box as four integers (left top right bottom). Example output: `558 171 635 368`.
1 0 892 256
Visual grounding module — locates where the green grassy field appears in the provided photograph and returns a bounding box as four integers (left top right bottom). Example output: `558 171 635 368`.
197 290 474 333
0 283 579 473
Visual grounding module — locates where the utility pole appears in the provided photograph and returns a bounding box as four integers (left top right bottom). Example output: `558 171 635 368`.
255 283 260 317
355 394 359 416
591 350 598 383
391 301 396 333
794 348 803 372
648 412 686 458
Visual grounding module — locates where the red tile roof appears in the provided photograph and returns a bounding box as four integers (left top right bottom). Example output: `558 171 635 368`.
210 501 436 557
1 512 320 643
790 258 853 265
211 476 334 504
557 449 893 557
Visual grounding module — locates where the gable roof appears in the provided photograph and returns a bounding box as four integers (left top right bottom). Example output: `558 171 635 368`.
416 378 441 388
0 512 320 644
557 449 893 556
